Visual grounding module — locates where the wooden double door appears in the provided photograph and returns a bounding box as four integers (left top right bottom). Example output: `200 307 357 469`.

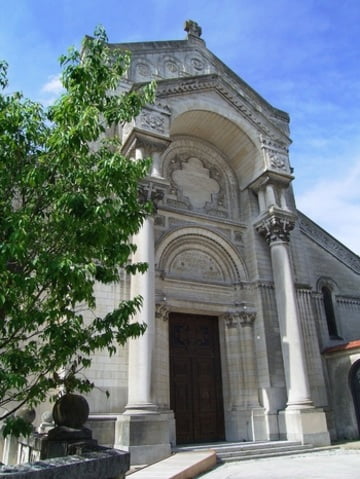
169 313 225 444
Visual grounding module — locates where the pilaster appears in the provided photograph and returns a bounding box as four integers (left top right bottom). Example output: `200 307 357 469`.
221 306 267 441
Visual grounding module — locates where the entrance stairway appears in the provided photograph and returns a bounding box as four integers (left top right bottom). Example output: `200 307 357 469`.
173 440 331 463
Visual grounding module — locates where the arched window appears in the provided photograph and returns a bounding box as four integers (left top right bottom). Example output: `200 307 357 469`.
321 286 340 339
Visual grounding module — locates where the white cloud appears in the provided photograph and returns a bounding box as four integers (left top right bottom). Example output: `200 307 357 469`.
41 74 63 94
39 74 64 105
296 158 360 255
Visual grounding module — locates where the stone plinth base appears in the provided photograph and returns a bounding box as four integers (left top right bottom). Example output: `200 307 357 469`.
251 408 268 441
115 411 174 465
225 408 252 441
279 408 330 446
225 407 267 441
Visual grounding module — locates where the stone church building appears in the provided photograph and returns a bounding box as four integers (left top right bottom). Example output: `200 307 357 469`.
84 21 360 464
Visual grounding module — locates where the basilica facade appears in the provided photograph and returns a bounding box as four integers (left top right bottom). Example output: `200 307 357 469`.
84 21 360 465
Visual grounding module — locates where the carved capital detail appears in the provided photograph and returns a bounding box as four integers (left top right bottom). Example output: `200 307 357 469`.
221 306 256 329
255 210 296 244
155 302 169 321
238 311 256 326
221 313 238 329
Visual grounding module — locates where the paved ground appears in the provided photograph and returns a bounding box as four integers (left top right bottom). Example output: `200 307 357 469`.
197 447 360 479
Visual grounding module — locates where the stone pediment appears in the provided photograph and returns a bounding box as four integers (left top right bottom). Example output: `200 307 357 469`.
109 32 290 142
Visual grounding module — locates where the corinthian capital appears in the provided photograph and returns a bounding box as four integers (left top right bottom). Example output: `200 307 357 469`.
221 313 238 329
155 302 169 321
238 310 256 326
255 209 296 244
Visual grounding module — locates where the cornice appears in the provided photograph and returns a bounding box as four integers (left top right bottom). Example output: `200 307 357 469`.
298 211 360 274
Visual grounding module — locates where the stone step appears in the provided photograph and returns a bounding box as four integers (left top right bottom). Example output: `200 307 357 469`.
173 441 336 464
174 440 302 454
220 446 339 463
217 444 315 462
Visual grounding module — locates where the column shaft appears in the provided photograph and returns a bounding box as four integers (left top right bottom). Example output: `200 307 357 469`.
270 240 313 408
127 216 155 410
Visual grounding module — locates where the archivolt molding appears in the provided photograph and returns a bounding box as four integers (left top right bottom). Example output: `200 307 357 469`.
156 226 248 284
316 277 339 294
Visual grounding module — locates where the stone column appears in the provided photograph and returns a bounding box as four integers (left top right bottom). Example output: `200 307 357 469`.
126 213 156 410
115 170 174 464
256 211 312 408
255 209 330 445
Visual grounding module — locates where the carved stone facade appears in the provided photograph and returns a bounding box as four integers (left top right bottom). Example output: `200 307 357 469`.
50 21 360 466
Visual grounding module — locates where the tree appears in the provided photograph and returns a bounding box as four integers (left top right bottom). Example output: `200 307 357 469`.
0 26 155 436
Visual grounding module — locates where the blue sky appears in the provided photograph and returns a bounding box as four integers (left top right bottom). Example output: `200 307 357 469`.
1 0 359 254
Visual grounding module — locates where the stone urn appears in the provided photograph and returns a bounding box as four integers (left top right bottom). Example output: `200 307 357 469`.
52 393 89 429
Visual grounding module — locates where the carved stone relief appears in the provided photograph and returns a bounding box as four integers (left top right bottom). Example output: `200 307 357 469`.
260 136 290 173
172 157 220 209
135 61 152 80
164 139 232 218
165 60 179 77
139 111 166 134
170 249 224 282
191 57 204 71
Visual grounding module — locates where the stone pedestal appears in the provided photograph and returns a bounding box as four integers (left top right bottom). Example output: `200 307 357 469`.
279 408 330 446
114 411 174 465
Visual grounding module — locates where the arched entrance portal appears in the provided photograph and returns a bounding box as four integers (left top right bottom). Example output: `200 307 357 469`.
350 360 360 436
169 312 225 444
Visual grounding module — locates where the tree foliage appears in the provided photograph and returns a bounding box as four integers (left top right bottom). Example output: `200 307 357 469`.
0 26 155 436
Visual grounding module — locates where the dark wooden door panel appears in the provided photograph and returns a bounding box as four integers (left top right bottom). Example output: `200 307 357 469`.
169 313 225 444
